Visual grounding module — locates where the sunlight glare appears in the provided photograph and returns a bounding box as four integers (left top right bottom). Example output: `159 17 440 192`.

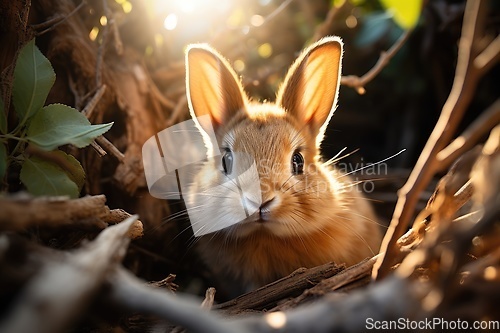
179 0 196 13
164 13 178 30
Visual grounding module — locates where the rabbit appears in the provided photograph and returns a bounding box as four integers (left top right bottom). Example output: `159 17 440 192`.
183 36 382 291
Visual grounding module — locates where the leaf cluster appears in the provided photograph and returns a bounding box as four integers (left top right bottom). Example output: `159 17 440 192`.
0 39 113 198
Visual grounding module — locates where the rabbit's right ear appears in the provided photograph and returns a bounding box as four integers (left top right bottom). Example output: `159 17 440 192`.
186 45 247 136
276 37 343 145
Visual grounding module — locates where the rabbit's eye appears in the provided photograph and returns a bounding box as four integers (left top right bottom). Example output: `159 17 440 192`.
291 152 304 175
222 149 233 174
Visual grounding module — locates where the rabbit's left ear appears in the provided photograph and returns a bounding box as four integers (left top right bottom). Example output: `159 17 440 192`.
186 44 247 136
276 36 343 142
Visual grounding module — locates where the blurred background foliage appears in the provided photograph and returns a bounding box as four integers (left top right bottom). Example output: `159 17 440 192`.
80 0 498 171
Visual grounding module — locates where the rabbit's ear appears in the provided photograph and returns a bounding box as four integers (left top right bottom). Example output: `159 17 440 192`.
276 37 343 142
186 45 247 135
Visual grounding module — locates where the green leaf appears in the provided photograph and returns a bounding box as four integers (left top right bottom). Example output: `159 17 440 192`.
27 104 113 151
380 0 422 30
0 96 6 134
13 39 56 125
20 156 79 198
51 150 86 191
0 143 7 179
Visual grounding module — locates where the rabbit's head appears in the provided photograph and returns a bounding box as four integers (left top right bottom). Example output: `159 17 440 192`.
185 37 352 238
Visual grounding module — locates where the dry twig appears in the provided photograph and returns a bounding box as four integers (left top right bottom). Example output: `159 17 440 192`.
341 29 412 94
373 0 492 280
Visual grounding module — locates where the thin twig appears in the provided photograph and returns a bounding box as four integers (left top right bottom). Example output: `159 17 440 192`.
90 141 107 157
95 135 125 162
34 0 86 36
341 29 412 94
313 1 347 42
82 85 107 118
373 0 488 280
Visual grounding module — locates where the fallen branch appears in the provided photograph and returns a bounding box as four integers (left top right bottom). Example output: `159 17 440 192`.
108 267 243 333
274 256 377 311
216 262 344 314
0 194 109 231
0 215 139 333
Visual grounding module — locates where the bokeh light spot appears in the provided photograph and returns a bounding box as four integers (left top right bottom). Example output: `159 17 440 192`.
122 1 132 13
234 59 245 72
100 16 108 26
154 34 164 48
227 8 245 29
250 15 264 27
484 266 497 281
258 43 273 58
266 312 287 329
89 27 99 41
164 13 178 30
346 15 357 28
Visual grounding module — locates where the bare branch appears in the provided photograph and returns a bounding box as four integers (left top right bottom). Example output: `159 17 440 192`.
0 215 138 333
33 0 86 36
0 194 108 230
373 0 489 280
312 1 347 42
108 268 244 333
341 29 412 94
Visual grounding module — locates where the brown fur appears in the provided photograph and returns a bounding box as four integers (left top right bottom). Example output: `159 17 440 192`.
185 37 382 289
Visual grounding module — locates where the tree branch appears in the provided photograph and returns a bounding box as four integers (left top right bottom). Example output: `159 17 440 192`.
373 0 489 280
341 29 412 94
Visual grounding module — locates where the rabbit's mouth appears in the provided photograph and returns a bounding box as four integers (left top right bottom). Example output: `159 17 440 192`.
243 211 269 224
241 196 277 223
